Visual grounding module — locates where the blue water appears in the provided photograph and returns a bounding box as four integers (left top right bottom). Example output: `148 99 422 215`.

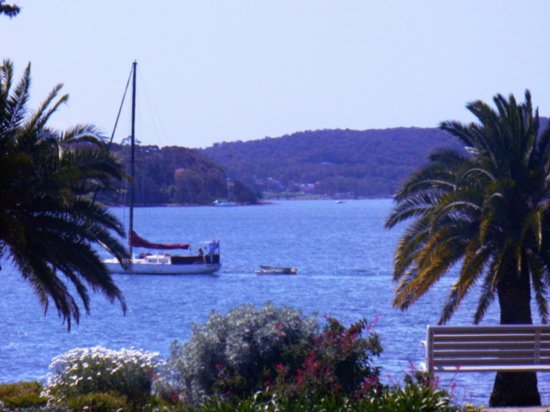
0 199 547 405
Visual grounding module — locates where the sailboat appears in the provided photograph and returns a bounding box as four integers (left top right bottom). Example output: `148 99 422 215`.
103 61 221 275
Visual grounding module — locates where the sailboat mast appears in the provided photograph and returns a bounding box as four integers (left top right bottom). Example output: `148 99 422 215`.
129 60 137 258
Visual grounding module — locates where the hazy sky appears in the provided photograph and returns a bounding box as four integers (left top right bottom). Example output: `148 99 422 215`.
2 1 549 148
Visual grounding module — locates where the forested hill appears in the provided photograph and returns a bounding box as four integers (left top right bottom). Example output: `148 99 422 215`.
103 144 259 205
200 128 462 198
105 120 549 203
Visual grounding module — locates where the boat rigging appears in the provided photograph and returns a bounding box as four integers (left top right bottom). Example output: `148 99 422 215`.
103 61 221 275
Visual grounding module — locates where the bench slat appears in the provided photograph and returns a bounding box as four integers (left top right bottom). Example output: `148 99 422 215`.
434 365 550 372
433 357 550 366
432 349 550 358
429 325 550 333
432 334 545 342
426 325 550 374
433 341 549 350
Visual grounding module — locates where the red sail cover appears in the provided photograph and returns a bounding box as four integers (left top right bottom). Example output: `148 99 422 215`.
130 230 189 250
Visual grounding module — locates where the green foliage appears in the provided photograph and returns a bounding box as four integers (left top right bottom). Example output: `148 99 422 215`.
0 60 128 328
199 377 463 412
200 393 354 412
270 317 382 400
165 304 381 407
375 372 454 412
64 392 128 411
106 144 259 205
0 381 46 408
0 377 476 412
0 0 19 17
167 304 319 404
461 404 484 412
42 346 163 408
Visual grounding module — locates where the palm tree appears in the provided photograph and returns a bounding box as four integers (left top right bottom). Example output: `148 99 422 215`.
385 91 550 406
0 60 129 329
0 0 19 17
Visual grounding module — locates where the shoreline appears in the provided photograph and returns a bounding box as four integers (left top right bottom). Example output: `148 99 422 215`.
105 195 393 208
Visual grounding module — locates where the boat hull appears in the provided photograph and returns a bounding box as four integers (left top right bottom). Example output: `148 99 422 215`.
256 266 297 275
104 258 221 275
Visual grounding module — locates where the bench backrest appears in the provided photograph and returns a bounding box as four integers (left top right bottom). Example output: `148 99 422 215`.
426 325 550 374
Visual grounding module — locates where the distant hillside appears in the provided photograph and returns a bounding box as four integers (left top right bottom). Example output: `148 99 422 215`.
103 144 259 205
201 128 462 198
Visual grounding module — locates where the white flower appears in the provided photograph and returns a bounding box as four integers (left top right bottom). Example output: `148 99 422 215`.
43 345 163 404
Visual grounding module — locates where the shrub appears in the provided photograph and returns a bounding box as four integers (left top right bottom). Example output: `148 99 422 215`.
42 346 163 407
0 381 46 408
375 385 452 411
371 371 456 412
200 389 457 412
165 304 382 407
271 317 382 400
200 382 466 412
198 368 466 412
64 392 128 411
167 304 319 404
200 393 353 412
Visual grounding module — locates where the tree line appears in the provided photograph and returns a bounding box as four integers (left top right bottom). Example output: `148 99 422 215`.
200 128 464 198
102 144 259 206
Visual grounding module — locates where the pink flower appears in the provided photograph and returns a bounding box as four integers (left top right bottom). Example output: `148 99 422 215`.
450 381 457 394
360 376 379 392
296 368 305 386
366 314 381 332
274 322 287 337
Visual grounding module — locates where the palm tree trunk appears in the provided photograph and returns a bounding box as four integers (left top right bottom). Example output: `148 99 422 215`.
489 265 541 407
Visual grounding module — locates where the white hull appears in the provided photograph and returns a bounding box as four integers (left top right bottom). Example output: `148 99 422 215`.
256 266 297 275
104 257 220 275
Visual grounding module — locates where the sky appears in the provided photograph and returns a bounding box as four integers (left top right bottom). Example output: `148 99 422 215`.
2 1 550 148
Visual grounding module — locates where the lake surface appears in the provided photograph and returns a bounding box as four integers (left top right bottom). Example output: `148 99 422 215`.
0 199 548 405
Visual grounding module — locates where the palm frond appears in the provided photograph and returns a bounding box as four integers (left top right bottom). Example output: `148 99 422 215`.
0 62 128 328
439 243 489 324
26 83 67 133
393 227 465 309
385 192 437 228
1 61 30 137
392 217 431 279
474 268 497 324
0 2 20 17
526 251 549 323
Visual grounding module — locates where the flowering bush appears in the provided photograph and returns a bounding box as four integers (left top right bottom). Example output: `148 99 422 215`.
167 304 319 404
271 317 382 400
202 389 460 412
201 372 470 412
42 346 163 406
165 304 382 406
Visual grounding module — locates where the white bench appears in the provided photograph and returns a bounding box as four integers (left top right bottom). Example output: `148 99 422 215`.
426 325 550 375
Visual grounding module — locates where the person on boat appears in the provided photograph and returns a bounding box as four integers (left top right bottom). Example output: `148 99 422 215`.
208 241 219 255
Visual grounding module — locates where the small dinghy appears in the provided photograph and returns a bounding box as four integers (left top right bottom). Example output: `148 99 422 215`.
256 265 297 275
